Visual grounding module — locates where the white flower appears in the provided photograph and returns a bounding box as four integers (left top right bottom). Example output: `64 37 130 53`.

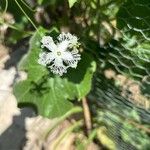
38 33 81 76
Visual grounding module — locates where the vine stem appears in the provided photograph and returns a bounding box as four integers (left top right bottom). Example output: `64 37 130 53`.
42 107 82 140
52 120 83 149
20 0 36 12
82 97 92 136
3 0 8 15
14 0 38 32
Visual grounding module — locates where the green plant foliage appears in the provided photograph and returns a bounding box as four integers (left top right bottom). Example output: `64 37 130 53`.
117 0 150 40
68 0 78 8
116 0 150 96
99 110 150 150
0 0 35 43
121 123 150 149
13 27 96 118
95 0 150 97
1 0 150 149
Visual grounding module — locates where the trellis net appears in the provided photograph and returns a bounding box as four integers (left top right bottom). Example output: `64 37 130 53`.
89 0 150 149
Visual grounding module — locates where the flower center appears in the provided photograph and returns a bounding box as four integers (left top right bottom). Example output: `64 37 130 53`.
57 51 61 56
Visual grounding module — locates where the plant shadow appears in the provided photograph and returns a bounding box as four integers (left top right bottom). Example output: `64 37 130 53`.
62 52 94 83
0 107 35 150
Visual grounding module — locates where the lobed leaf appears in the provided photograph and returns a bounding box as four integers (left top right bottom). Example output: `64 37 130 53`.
13 27 96 118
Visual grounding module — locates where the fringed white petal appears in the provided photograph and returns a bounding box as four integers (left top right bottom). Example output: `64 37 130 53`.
57 40 69 52
38 52 47 66
61 51 73 61
57 32 78 48
38 52 55 66
65 49 81 68
49 58 67 76
41 36 57 51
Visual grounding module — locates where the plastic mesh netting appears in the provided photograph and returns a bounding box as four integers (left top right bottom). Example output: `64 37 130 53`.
89 0 150 149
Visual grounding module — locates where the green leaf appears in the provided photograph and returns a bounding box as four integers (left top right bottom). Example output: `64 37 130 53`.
68 0 77 8
13 27 96 118
18 27 49 81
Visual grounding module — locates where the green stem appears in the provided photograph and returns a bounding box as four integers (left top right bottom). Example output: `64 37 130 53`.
20 0 36 12
0 20 34 36
87 129 97 143
53 120 83 149
14 0 38 32
43 107 82 140
3 0 8 14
